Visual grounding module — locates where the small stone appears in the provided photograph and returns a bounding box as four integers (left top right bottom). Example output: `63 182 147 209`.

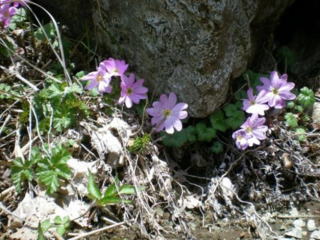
311 230 320 240
312 102 320 129
279 224 287 231
307 220 317 231
293 219 305 228
289 207 299 216
285 228 303 239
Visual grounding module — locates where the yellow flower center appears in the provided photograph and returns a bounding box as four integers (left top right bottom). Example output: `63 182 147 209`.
96 74 103 82
245 127 252 133
127 88 133 95
163 109 172 118
237 135 243 141
272 88 279 95
250 100 255 105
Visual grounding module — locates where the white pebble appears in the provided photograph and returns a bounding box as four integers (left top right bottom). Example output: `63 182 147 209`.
285 228 303 239
293 219 305 228
311 230 320 240
307 220 317 232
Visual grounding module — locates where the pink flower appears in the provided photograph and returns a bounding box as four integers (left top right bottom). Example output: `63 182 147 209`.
233 114 268 150
119 73 148 108
101 58 128 78
240 114 268 147
81 64 112 93
147 93 188 134
0 3 16 28
242 88 269 116
0 0 29 28
232 129 250 150
257 71 296 109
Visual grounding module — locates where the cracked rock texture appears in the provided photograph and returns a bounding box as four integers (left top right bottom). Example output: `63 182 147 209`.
36 0 294 117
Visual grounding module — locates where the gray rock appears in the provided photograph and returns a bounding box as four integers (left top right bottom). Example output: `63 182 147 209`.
311 230 320 240
312 102 320 129
293 219 305 228
285 228 303 239
37 0 294 117
307 220 317 232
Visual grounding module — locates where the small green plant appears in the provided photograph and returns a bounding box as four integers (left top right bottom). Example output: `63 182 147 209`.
223 103 245 130
87 172 136 206
162 100 244 152
36 145 72 194
295 128 307 142
9 8 28 30
296 87 316 107
128 134 151 153
196 122 216 142
11 145 72 193
37 216 70 239
210 110 228 132
25 80 89 133
284 112 298 128
0 83 21 100
11 157 35 193
210 141 224 154
284 87 315 142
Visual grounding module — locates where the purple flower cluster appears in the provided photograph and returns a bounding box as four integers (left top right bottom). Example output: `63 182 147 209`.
82 58 188 134
81 58 148 108
0 0 28 28
233 71 296 150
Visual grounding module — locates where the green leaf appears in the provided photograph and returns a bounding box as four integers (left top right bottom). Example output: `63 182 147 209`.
36 146 71 194
210 141 224 154
210 110 228 132
0 83 21 99
40 219 52 232
295 128 307 142
222 103 246 130
37 170 60 194
11 158 35 193
162 131 188 147
223 104 239 118
99 196 131 205
54 216 70 236
297 87 315 108
184 126 197 142
285 112 298 128
118 184 136 195
0 36 16 58
9 8 27 30
225 111 245 130
104 183 117 197
34 22 56 41
294 105 304 113
53 116 72 132
128 134 151 153
75 71 86 79
64 83 83 95
87 172 102 200
287 101 295 109
37 222 48 240
196 123 216 142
